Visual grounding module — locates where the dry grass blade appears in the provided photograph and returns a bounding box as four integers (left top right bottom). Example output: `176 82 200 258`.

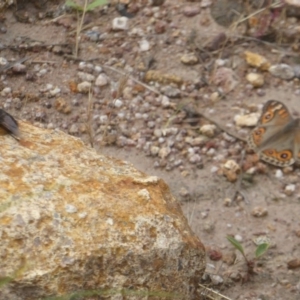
75 0 89 58
101 65 163 96
199 284 233 300
86 87 94 148
235 0 284 25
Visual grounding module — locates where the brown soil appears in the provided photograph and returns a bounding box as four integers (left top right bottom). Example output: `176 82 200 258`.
1 0 300 299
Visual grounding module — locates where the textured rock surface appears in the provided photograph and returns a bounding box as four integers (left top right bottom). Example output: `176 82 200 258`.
0 0 13 9
0 122 206 299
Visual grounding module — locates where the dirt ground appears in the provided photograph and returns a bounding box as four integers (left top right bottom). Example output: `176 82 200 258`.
1 0 300 299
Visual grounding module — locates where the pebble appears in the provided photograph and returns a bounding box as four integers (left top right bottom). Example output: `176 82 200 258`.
188 153 201 164
182 6 201 17
293 65 300 78
211 67 238 93
158 147 171 159
49 87 61 97
95 73 109 86
252 206 268 217
77 81 91 93
112 17 129 31
180 53 198 65
84 30 100 42
179 187 190 198
54 97 71 114
0 57 7 65
1 87 11 96
284 184 296 196
234 234 243 242
139 39 150 51
203 221 215 233
12 63 26 74
223 198 232 206
234 112 260 127
78 71 95 82
222 159 240 182
200 124 217 138
246 73 264 87
78 62 86 70
210 275 223 285
161 86 181 98
69 123 79 135
94 65 102 73
275 169 283 179
150 146 159 156
211 166 218 173
161 95 171 108
38 69 48 76
244 51 270 71
114 99 123 108
269 64 295 80
154 20 167 34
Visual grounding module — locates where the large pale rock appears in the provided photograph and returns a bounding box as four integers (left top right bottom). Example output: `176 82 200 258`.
0 122 205 299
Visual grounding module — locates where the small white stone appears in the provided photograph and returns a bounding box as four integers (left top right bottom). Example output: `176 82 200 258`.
49 87 61 96
65 204 77 213
112 17 129 31
114 99 123 108
0 57 8 65
99 115 108 123
95 73 109 86
161 95 170 108
139 39 150 51
1 87 11 96
275 169 283 179
234 113 260 127
38 69 47 76
94 65 102 73
158 137 165 144
210 275 224 285
234 234 243 242
210 166 218 173
200 124 217 137
188 154 201 164
78 61 86 70
206 148 216 157
215 59 227 67
150 146 159 156
45 84 53 91
246 72 264 87
285 184 296 196
158 147 171 159
77 81 91 93
154 129 162 138
77 71 95 82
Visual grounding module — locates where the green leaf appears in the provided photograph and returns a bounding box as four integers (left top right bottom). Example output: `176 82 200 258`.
255 243 269 258
226 236 244 255
65 0 83 11
86 0 108 11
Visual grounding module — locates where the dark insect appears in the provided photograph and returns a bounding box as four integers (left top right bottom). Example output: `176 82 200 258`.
0 109 19 136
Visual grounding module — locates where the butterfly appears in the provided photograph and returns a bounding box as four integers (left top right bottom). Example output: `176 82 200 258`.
0 109 19 136
247 100 300 167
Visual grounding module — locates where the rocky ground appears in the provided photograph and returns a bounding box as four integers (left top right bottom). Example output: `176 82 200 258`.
1 0 300 299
